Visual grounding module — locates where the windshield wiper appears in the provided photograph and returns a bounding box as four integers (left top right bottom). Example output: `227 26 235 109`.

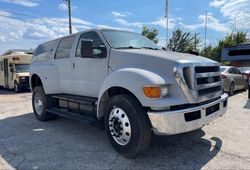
141 47 159 50
115 46 141 49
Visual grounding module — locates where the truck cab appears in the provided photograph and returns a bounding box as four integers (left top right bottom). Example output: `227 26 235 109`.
30 29 228 157
0 50 32 92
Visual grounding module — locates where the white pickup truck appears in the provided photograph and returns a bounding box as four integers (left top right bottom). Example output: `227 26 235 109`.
30 29 228 157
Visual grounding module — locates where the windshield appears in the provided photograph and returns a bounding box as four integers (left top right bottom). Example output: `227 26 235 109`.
220 67 227 72
102 30 160 50
15 64 30 73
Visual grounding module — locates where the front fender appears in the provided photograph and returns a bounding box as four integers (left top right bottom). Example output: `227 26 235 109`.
97 68 168 118
101 67 167 97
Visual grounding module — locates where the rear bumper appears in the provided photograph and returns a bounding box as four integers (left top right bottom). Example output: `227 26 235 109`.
147 93 228 135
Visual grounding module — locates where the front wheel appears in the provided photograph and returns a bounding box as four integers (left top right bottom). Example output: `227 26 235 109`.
14 82 21 93
104 94 151 158
32 86 57 121
229 83 235 96
244 81 248 91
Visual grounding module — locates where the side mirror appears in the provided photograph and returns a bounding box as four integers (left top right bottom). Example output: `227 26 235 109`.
10 68 14 72
81 39 94 58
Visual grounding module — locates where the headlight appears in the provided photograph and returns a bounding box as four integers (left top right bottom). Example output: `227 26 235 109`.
161 86 169 98
142 85 169 99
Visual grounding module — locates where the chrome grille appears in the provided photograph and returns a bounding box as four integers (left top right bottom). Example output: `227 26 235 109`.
195 66 222 97
174 63 223 103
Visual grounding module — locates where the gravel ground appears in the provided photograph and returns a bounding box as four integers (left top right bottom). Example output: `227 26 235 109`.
0 89 250 170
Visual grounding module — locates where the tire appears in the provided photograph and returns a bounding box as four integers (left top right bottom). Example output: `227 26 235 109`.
104 94 151 158
244 81 248 91
229 82 235 96
14 81 21 93
32 86 57 121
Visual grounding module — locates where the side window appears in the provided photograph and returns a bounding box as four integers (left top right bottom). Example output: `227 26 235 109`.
228 68 234 74
55 36 75 59
76 31 105 57
0 61 3 71
234 68 241 75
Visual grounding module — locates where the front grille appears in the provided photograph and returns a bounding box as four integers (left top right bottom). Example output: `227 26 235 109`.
195 66 222 98
198 86 222 96
195 66 220 73
175 63 223 103
19 77 29 84
197 76 221 85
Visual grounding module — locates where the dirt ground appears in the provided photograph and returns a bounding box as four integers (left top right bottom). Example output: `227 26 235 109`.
0 89 250 169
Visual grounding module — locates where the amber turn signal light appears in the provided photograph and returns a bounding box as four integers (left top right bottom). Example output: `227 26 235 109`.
143 86 161 99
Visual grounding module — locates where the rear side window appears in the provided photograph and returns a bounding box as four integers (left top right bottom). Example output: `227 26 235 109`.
33 41 55 62
233 68 241 75
55 36 75 59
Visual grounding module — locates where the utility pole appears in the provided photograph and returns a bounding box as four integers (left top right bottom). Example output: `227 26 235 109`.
204 11 208 50
64 0 72 34
235 18 239 45
165 0 169 49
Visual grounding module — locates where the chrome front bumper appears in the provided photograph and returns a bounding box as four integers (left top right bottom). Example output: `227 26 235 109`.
147 93 228 135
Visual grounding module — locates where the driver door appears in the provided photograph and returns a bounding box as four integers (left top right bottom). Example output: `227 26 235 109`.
71 31 109 98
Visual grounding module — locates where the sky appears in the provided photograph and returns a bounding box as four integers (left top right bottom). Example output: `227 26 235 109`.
0 0 249 54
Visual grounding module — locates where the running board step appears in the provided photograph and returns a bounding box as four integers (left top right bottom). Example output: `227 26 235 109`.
47 108 98 124
52 94 97 115
52 94 97 105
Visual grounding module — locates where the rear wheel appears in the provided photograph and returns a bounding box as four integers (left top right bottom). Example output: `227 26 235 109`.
32 86 57 121
229 82 235 96
104 94 151 158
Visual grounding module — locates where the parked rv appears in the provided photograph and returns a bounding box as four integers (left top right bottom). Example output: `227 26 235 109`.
0 50 33 92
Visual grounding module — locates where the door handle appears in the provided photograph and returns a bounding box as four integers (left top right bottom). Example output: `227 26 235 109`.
72 62 75 69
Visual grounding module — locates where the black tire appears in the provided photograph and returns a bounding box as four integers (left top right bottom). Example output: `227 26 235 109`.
14 81 21 93
229 82 235 96
244 81 248 91
32 86 57 121
104 94 151 158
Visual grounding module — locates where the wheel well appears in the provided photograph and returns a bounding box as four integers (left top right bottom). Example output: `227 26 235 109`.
98 87 147 119
31 74 43 90
108 87 136 98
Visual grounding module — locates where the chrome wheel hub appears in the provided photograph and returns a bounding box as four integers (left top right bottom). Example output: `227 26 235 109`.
109 107 131 145
34 93 44 115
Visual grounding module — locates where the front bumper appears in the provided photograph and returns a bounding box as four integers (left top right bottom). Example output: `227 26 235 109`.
19 77 30 89
147 93 228 135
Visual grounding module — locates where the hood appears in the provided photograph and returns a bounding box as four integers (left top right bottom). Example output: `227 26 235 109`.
110 49 218 72
16 72 29 77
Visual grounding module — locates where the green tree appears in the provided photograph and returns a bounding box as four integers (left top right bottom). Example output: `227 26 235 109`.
141 26 159 44
168 28 201 52
201 32 249 62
